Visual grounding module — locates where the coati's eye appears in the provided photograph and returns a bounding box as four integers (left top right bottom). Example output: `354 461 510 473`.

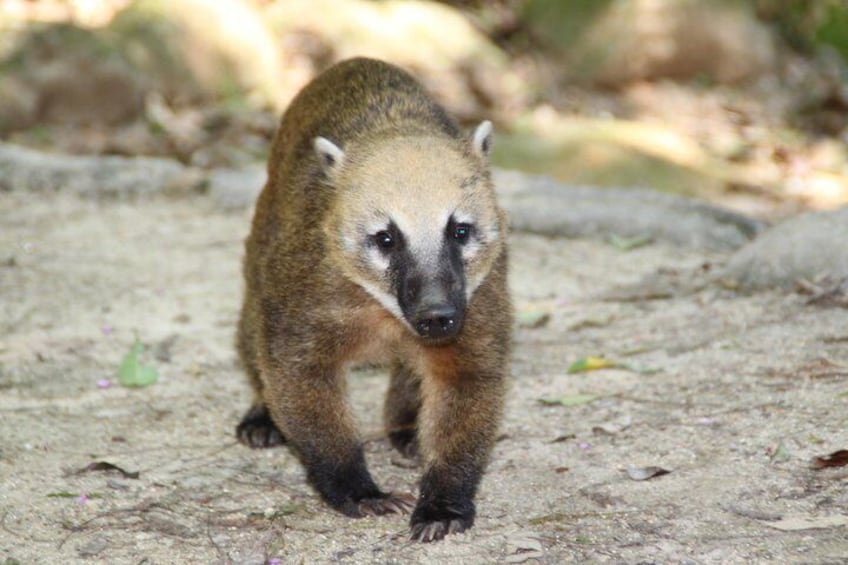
453 223 473 244
374 230 395 250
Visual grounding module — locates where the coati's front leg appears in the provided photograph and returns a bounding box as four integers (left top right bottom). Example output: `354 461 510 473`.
261 359 415 517
410 346 508 542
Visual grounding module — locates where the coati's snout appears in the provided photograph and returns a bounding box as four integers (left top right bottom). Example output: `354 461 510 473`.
374 218 468 340
397 256 467 340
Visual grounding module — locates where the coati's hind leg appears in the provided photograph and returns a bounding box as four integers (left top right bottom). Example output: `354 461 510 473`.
384 362 421 459
236 403 286 448
236 308 286 448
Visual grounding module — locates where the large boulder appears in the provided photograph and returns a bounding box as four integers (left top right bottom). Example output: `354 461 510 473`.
722 207 848 290
495 170 763 251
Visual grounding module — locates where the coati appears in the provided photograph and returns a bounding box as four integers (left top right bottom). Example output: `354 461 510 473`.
235 57 511 542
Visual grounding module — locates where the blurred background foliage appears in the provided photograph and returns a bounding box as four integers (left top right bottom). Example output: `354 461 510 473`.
1 0 847 217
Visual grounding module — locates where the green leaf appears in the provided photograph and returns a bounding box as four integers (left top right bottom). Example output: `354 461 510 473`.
538 394 597 407
617 362 662 375
608 232 653 251
118 338 159 387
567 356 661 375
567 356 619 373
46 491 79 498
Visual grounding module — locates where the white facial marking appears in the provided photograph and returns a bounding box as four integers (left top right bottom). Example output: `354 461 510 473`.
365 245 390 272
357 279 413 331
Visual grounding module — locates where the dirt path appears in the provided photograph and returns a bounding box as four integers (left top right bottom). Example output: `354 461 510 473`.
1 189 846 563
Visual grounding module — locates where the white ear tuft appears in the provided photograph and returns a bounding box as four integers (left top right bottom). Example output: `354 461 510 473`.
314 136 346 172
471 120 493 158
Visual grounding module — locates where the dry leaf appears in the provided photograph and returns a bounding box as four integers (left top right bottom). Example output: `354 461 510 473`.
75 461 140 479
810 449 848 469
626 466 671 481
505 531 544 563
538 395 597 407
517 309 551 329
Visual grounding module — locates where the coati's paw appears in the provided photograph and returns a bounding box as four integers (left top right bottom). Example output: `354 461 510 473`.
236 404 286 448
409 500 475 542
388 428 419 459
355 492 417 517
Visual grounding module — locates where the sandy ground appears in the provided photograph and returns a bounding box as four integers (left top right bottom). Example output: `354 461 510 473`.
1 189 846 564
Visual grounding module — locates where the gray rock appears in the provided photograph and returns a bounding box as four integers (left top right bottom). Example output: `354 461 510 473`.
0 142 196 198
722 206 848 290
494 170 764 250
207 165 265 209
0 142 764 251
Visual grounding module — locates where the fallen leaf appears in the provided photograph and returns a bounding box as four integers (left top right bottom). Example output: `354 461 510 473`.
608 232 653 251
517 309 551 329
567 314 615 331
567 356 619 373
47 491 80 498
47 491 101 499
626 466 671 481
505 531 544 563
550 434 576 443
810 449 848 469
592 420 631 436
767 443 790 463
76 461 140 479
538 395 597 407
617 362 662 375
118 338 159 387
765 515 848 531
567 356 660 375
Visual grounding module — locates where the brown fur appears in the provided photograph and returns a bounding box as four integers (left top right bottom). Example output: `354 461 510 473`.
235 57 512 541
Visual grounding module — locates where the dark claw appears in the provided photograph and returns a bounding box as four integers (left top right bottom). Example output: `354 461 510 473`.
356 493 417 517
410 518 468 542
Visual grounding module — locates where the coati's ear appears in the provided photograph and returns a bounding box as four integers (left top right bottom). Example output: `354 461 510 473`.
471 120 493 159
313 136 346 173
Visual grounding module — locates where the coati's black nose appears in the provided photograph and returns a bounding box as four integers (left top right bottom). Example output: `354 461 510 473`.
414 305 461 340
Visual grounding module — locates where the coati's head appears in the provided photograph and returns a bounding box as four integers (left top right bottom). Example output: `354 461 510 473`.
317 122 505 341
